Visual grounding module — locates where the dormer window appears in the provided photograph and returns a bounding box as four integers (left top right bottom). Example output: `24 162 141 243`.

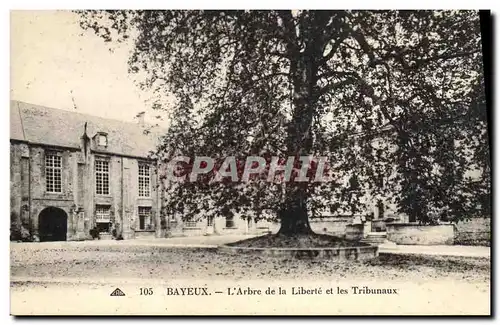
97 132 108 147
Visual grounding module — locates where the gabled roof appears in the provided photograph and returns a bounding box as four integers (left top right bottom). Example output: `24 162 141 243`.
10 100 166 158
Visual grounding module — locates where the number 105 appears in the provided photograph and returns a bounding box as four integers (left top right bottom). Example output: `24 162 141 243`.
140 288 153 295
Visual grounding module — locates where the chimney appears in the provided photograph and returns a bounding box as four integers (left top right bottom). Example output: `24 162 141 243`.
80 122 90 161
137 111 145 127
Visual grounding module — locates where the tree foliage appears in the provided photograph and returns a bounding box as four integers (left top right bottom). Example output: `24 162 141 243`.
79 10 489 232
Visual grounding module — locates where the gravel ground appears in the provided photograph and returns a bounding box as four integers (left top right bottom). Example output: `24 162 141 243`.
11 242 490 282
10 242 490 315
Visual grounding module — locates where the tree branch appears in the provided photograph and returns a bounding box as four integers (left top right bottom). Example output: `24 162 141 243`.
251 72 290 83
317 70 359 82
277 10 298 56
414 49 481 68
316 77 358 98
319 30 350 65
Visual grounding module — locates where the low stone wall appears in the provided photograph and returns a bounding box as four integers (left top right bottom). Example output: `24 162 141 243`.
455 218 490 246
310 217 351 236
220 227 243 235
345 224 364 241
181 227 205 236
386 223 455 245
218 245 378 260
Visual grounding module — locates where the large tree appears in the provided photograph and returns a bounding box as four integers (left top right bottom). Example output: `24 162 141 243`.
80 10 487 235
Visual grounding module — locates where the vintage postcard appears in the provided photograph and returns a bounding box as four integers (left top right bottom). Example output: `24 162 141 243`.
9 9 491 316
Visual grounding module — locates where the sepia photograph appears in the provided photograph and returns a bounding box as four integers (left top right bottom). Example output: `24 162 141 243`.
9 8 491 316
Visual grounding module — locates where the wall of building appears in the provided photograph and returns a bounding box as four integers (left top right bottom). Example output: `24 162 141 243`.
30 145 87 240
8 144 87 241
122 157 160 239
80 153 160 240
10 141 162 241
166 211 279 237
10 142 30 240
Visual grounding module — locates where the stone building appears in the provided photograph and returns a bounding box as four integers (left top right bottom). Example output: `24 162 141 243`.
10 100 272 241
10 100 166 241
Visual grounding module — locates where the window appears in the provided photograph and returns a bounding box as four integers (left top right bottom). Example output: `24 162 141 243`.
46 153 62 193
207 216 214 227
95 205 111 233
97 133 108 147
138 164 151 197
138 206 153 230
95 159 109 195
225 215 235 228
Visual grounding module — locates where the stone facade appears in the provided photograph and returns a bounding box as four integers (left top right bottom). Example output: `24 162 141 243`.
10 142 86 241
9 100 166 241
10 139 161 242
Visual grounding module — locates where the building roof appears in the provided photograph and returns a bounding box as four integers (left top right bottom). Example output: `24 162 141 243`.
10 100 166 158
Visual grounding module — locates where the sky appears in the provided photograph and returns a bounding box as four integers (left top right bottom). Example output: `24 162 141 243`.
10 10 166 126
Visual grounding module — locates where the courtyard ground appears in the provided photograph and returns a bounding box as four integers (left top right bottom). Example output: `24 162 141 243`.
10 237 491 315
13 234 489 257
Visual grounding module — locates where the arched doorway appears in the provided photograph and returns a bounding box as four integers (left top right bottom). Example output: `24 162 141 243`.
38 207 68 242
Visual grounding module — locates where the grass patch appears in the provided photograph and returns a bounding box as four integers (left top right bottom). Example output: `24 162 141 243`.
226 233 370 248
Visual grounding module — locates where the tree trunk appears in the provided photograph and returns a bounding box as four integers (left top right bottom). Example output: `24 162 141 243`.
278 187 314 235
275 12 329 236
278 23 321 236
